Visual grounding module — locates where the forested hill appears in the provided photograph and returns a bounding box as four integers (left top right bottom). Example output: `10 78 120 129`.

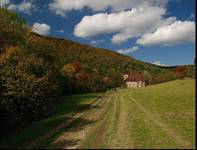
0 8 194 138
0 8 194 88
27 29 195 83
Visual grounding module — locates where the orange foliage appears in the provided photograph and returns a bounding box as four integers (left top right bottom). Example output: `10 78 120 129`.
0 46 20 63
73 62 82 73
61 64 76 77
75 71 88 81
175 66 186 75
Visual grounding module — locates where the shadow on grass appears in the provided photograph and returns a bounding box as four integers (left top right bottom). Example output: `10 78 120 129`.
45 118 96 149
49 139 79 148
52 93 102 115
0 93 103 149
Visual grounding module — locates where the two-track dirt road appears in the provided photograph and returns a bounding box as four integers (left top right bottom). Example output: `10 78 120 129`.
26 87 194 149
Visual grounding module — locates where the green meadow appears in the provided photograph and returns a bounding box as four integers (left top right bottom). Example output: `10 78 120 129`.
0 79 195 149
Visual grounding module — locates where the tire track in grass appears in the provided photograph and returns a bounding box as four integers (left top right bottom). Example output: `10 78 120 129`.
92 93 120 148
47 96 108 149
119 93 135 148
47 94 113 149
104 93 120 148
79 94 116 149
129 93 191 148
24 94 104 149
91 101 113 148
109 92 134 149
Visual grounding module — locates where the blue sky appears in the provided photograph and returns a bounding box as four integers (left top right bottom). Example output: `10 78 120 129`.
1 0 195 66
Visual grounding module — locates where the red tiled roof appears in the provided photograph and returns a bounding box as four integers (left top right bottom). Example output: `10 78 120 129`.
125 73 145 82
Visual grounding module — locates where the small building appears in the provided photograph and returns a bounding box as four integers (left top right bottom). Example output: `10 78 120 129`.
123 73 145 88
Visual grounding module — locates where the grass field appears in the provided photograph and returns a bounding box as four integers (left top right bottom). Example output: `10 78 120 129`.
0 79 195 149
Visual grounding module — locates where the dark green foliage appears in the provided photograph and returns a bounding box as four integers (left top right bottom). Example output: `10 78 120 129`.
0 56 60 137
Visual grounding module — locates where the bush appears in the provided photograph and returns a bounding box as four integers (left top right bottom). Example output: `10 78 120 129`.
0 58 60 136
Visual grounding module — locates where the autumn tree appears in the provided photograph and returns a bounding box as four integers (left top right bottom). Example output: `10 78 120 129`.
0 8 27 51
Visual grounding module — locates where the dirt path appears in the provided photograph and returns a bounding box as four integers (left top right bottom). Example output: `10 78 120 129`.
79 91 191 149
108 93 134 148
25 94 105 149
26 90 192 149
80 92 134 149
128 93 191 148
83 93 120 148
47 94 113 149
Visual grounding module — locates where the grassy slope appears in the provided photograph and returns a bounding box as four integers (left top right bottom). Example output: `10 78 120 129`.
81 79 195 149
0 79 195 149
131 78 195 147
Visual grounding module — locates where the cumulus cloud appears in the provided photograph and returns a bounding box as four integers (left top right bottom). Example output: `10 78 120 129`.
49 0 167 16
116 46 138 54
32 23 51 35
1 0 36 14
137 21 195 46
74 3 176 44
8 1 35 14
152 61 167 66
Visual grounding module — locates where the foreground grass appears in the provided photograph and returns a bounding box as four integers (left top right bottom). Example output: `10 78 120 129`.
80 79 195 149
0 93 102 148
131 78 195 148
0 79 195 149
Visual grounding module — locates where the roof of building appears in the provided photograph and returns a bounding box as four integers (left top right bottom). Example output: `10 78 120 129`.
125 73 145 82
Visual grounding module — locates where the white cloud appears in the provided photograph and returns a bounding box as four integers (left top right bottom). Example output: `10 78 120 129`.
56 30 64 33
70 0 195 46
49 0 167 16
116 46 138 54
32 23 51 35
137 21 195 46
90 39 104 45
0 0 10 7
74 3 176 44
152 61 166 66
7 1 35 14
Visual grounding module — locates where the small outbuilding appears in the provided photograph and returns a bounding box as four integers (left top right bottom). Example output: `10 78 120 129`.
123 73 145 88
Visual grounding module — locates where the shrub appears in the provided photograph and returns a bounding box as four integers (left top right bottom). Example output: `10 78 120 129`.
0 58 59 136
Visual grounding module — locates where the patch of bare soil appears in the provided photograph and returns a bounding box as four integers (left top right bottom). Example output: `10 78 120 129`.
24 96 102 149
83 93 120 149
92 112 111 148
47 95 112 149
